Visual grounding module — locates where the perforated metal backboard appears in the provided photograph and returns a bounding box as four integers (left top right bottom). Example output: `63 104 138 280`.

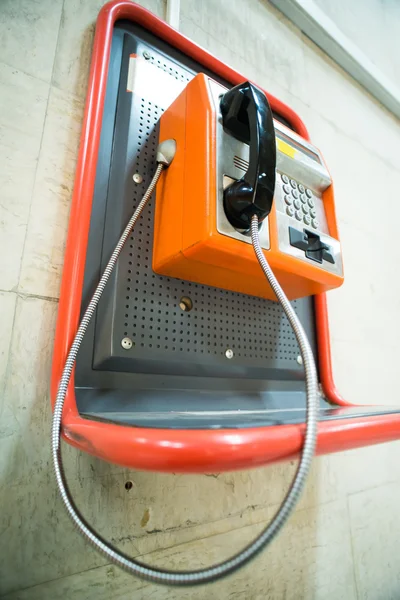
75 21 326 428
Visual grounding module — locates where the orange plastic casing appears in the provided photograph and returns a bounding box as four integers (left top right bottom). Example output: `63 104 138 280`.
154 74 343 301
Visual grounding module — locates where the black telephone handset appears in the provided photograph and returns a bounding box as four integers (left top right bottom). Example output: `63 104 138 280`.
220 81 276 230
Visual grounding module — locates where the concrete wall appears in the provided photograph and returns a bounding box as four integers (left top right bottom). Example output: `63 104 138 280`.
314 0 400 83
1 1 400 598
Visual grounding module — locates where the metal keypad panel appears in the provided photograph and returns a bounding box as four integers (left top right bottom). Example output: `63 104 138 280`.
281 173 319 230
275 168 343 276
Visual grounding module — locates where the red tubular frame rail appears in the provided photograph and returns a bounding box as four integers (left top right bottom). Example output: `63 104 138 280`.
51 0 400 472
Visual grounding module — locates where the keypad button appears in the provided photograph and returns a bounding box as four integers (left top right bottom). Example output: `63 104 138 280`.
307 197 315 208
286 206 295 217
283 184 291 194
298 184 305 193
281 174 289 184
291 189 299 199
300 193 307 204
295 210 302 221
293 198 301 209
306 188 313 198
290 179 297 189
312 218 319 229
303 215 311 226
302 204 309 214
310 208 317 218
284 194 293 205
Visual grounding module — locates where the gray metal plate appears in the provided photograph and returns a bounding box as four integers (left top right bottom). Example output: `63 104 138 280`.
75 21 327 427
92 28 309 379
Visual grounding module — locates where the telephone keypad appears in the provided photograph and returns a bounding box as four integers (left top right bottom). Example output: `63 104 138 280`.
279 173 321 230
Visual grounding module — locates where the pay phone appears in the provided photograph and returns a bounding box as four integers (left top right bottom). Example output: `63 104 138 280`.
51 35 346 585
154 74 343 300
51 4 400 587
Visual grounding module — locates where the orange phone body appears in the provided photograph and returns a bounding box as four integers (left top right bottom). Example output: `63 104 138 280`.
153 74 343 301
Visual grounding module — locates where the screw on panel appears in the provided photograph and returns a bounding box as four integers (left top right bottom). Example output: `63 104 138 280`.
143 50 151 60
121 337 133 350
297 355 303 365
225 349 234 359
133 173 143 184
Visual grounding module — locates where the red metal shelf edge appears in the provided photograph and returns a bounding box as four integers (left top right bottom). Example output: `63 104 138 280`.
50 0 400 472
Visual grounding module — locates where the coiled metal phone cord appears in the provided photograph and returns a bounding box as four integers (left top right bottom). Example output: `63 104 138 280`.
52 142 319 586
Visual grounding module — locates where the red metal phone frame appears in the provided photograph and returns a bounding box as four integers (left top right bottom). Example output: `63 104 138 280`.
51 0 400 472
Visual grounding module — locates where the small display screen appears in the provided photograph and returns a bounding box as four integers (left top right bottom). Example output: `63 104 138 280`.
276 131 320 164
